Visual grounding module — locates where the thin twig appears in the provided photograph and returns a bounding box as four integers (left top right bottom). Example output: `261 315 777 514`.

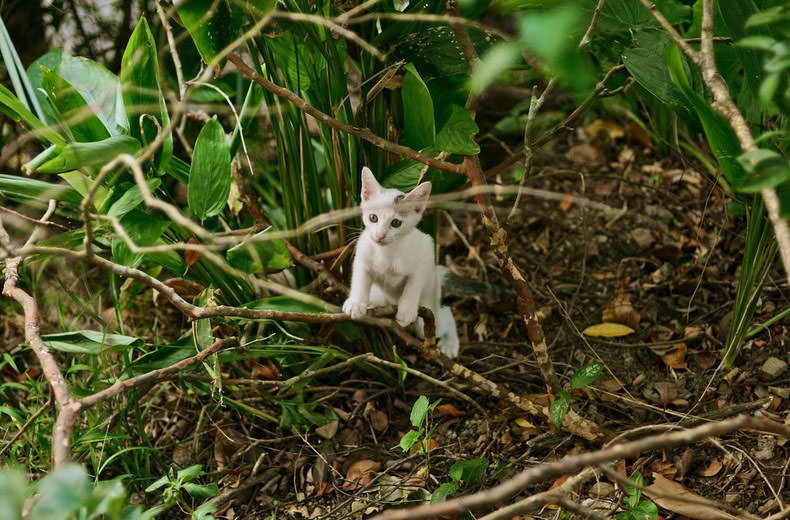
371 415 790 520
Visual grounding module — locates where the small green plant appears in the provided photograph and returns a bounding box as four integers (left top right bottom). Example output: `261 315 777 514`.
431 457 489 503
398 395 441 454
145 464 219 519
550 362 604 429
0 463 143 520
616 472 658 520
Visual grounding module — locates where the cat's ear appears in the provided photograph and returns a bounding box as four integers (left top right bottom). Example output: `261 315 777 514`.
404 181 432 213
361 166 381 201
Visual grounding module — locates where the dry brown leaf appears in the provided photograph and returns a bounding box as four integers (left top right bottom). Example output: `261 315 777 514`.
584 119 625 140
583 322 635 337
436 403 467 418
650 459 678 481
698 459 723 477
184 237 202 270
646 473 738 520
342 459 381 491
566 143 603 167
560 197 573 212
251 360 281 380
602 292 641 329
659 343 688 369
163 278 205 298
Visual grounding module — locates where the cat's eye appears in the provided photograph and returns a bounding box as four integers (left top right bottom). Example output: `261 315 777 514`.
391 219 402 228
369 214 378 223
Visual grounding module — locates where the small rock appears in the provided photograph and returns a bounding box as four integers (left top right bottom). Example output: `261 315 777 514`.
630 228 654 248
590 482 614 497
760 357 788 380
725 493 740 505
644 205 674 224
754 434 777 461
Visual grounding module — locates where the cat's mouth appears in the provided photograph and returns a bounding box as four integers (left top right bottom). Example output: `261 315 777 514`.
374 237 389 245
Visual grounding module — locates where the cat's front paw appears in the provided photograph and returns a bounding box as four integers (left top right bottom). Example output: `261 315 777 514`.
396 305 418 328
342 298 368 320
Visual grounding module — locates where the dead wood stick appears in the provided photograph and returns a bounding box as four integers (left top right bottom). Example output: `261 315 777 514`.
371 415 790 520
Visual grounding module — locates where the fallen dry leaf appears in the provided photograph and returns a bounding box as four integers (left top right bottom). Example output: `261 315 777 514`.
583 322 635 337
584 118 625 140
646 473 738 520
659 343 688 369
251 360 281 380
184 237 202 270
436 403 466 418
698 459 723 477
560 197 573 212
602 291 641 329
566 143 603 168
343 459 381 491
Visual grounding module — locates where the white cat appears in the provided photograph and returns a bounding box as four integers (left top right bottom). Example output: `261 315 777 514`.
342 167 460 357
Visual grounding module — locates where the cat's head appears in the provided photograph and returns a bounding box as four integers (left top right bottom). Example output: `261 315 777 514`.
359 166 431 246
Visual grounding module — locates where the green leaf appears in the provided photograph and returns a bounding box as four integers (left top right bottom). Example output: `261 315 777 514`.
410 395 431 428
430 482 459 503
121 16 172 171
26 48 63 125
622 31 694 120
550 391 571 429
243 295 325 314
59 170 107 209
665 43 746 188
401 64 435 150
0 174 82 205
519 6 595 96
112 209 171 267
177 464 205 482
57 55 129 136
41 330 143 354
736 149 790 192
0 468 26 520
569 362 604 389
435 104 479 155
40 65 109 142
0 83 66 146
448 458 489 485
30 135 141 174
188 117 231 219
144 475 170 493
624 471 644 506
226 229 292 274
182 483 219 500
470 42 521 93
398 430 421 453
193 502 218 520
176 0 245 63
107 178 161 218
633 500 658 519
30 464 90 520
230 81 265 157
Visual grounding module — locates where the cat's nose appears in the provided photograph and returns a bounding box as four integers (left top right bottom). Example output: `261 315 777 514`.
374 233 387 243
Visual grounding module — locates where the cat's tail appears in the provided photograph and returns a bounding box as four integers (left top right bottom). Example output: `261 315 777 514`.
438 266 514 300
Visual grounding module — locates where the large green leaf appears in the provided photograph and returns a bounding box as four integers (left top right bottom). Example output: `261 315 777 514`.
622 31 695 121
0 174 82 205
665 43 747 188
26 48 63 125
121 16 172 171
30 135 141 174
402 64 435 149
40 65 110 142
41 330 143 354
736 149 790 192
0 469 25 520
227 229 292 274
176 0 245 63
57 55 128 137
30 464 90 520
435 104 479 155
107 178 161 218
0 83 66 146
188 117 231 219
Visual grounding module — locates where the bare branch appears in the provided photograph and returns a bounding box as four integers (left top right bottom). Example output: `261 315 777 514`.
371 415 790 520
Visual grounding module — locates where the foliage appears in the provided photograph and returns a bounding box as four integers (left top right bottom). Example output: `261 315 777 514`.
616 472 658 520
550 362 604 429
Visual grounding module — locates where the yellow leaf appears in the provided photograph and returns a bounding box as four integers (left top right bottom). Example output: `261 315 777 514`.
515 418 535 428
583 322 635 337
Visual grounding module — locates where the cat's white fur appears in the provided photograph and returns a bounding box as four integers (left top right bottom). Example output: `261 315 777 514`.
342 167 460 357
